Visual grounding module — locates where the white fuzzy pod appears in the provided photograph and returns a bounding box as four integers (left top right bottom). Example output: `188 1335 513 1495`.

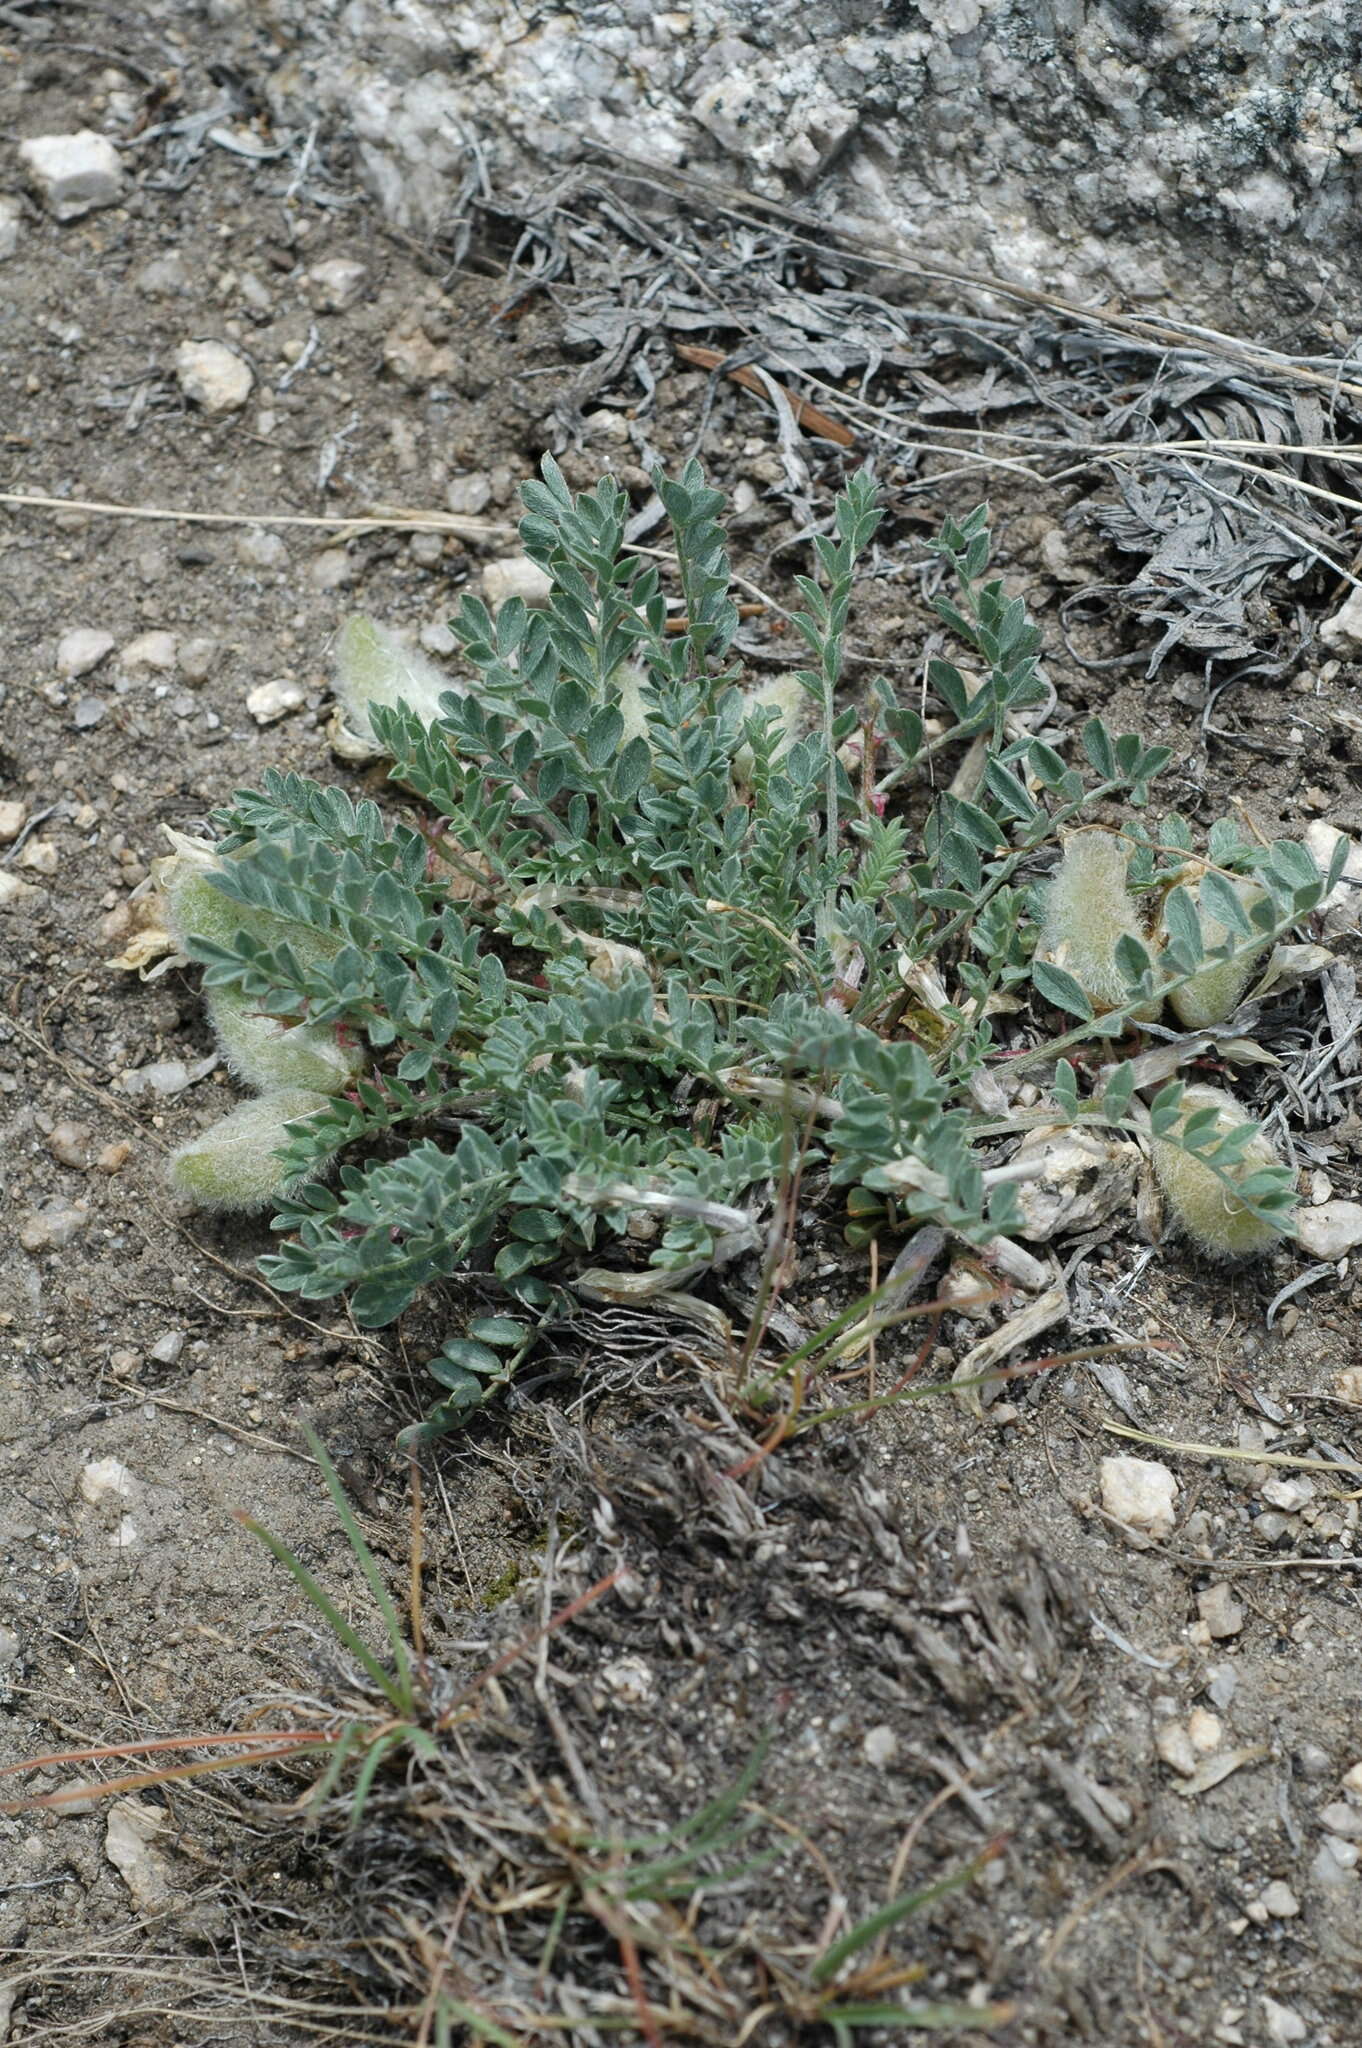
1168 877 1268 1029
734 671 809 784
207 986 360 1093
1041 832 1160 1020
1150 1083 1289 1261
332 615 459 748
169 1090 333 1211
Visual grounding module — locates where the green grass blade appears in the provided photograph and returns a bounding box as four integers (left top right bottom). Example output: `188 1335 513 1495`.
301 1422 416 1714
810 1855 992 1986
236 1511 404 1709
822 1999 1012 2031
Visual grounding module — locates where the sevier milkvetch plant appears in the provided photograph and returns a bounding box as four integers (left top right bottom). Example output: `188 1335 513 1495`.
158 462 1342 1431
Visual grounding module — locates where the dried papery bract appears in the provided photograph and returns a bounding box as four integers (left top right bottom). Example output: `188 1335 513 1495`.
1041 830 1159 1020
1150 1084 1290 1260
169 1090 334 1211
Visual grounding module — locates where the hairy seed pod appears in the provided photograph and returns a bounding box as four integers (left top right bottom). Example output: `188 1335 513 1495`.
1149 1084 1289 1260
206 986 360 1093
1041 831 1161 1022
733 671 809 785
1167 877 1268 1029
332 614 459 750
169 1090 333 1211
163 848 339 974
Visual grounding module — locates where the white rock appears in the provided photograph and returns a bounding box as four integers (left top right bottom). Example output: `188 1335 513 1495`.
1320 587 1362 656
1257 1880 1300 1918
1262 1998 1308 2047
1303 820 1362 934
1337 1367 1362 1406
109 1515 139 1550
246 677 305 724
1155 1721 1197 1776
79 1457 138 1506
46 1120 92 1169
174 339 254 413
0 871 39 911
105 1799 177 1911
136 251 190 296
1296 1200 1362 1261
0 799 26 842
482 555 552 610
0 193 21 260
1318 1801 1362 1839
446 472 492 515
1312 1838 1357 1885
307 256 367 310
178 635 218 684
118 1053 217 1097
306 548 353 591
1260 1474 1316 1511
1187 1707 1222 1753
1099 1455 1177 1539
120 629 178 674
1341 1760 1362 1799
17 838 56 874
1197 1583 1244 1639
236 526 288 570
56 627 114 678
862 1724 899 1767
19 1200 89 1250
19 131 123 221
419 620 457 656
1011 1125 1141 1242
149 1329 186 1365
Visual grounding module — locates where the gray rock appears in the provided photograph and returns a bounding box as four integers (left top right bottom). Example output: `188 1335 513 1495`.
19 131 123 222
307 255 368 310
73 695 107 729
257 1 1362 333
46 1120 92 1169
1197 1583 1245 1640
178 636 219 684
0 193 21 260
19 1200 89 1251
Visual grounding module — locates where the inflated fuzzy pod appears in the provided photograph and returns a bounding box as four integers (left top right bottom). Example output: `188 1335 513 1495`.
206 986 360 1093
1041 831 1161 1022
1167 877 1268 1029
1149 1084 1289 1260
169 1090 334 1211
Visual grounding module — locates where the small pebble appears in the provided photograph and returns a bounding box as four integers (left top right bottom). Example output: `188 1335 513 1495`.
175 339 254 414
56 627 114 678
95 1141 132 1174
446 472 492 516
1318 1801 1362 1839
18 838 57 874
120 630 178 674
1261 1475 1315 1512
862 1724 899 1767
0 799 27 842
1296 1200 1362 1261
236 528 288 570
419 620 457 655
482 555 553 610
46 1120 92 1169
1262 1999 1308 2047
178 636 218 684
149 1330 186 1365
1257 1880 1300 1919
79 1457 137 1506
1099 1455 1178 1540
306 548 352 591
306 256 367 311
1197 1583 1244 1640
246 677 305 724
73 695 106 729
0 872 40 911
19 131 122 220
1313 1838 1357 1885
1187 1708 1222 1753
1341 1760 1362 1799
19 1200 89 1251
1156 1722 1197 1777
0 194 20 261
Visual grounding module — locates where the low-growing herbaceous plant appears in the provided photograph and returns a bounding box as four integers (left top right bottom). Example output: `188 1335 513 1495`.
148 463 1343 1435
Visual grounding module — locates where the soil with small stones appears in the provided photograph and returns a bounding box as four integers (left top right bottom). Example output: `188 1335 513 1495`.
4 14 1362 2048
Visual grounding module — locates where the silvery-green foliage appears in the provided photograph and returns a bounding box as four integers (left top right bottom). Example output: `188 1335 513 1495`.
174 461 1335 1428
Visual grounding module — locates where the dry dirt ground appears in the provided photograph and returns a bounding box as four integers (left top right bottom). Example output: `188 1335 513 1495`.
3 13 1362 2048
